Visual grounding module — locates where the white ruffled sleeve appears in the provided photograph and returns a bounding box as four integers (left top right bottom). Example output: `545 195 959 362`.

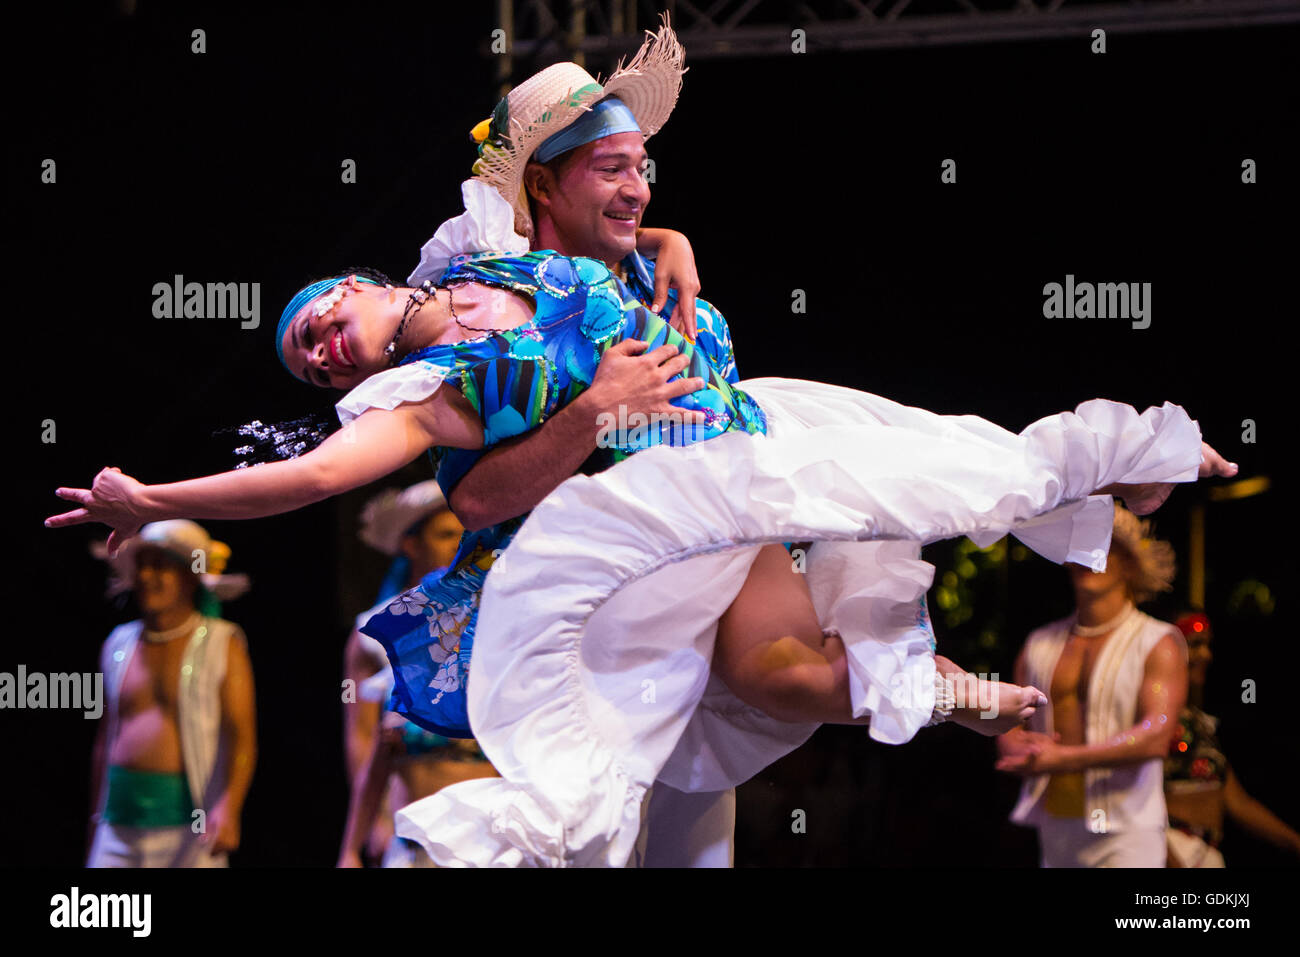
407 179 529 286
334 362 451 426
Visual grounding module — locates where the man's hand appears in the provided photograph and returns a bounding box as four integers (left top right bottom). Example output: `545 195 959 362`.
585 339 708 427
202 797 242 856
445 339 705 531
647 232 699 341
47 467 149 555
999 726 1054 758
995 729 1062 774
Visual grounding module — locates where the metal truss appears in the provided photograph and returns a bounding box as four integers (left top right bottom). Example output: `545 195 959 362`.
492 0 1300 70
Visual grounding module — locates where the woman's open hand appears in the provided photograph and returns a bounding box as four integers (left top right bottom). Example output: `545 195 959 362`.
648 230 700 342
46 467 149 555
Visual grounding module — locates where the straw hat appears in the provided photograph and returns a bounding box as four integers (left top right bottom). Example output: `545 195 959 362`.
1108 503 1177 604
358 480 449 556
469 12 685 239
92 519 250 600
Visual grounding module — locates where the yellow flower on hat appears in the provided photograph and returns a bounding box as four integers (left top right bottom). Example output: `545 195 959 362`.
206 540 231 575
470 118 492 144
468 12 684 240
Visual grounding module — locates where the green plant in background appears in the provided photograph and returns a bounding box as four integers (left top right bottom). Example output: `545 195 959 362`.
928 536 1030 676
1225 579 1275 617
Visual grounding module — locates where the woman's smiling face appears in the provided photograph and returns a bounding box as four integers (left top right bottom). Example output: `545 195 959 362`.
280 278 398 390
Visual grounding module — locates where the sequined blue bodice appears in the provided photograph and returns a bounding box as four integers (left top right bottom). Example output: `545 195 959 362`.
397 250 766 461
361 250 765 738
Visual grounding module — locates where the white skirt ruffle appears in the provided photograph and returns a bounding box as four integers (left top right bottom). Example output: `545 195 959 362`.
396 379 1204 866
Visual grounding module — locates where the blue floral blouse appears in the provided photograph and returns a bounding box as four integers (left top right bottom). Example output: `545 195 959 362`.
360 250 764 736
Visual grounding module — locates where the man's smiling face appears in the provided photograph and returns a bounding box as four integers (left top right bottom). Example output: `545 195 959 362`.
528 131 651 265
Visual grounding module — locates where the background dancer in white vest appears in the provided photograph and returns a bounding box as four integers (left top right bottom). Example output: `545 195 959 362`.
86 521 256 868
998 504 1184 867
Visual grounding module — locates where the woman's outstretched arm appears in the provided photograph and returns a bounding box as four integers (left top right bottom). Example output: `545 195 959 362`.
46 388 483 551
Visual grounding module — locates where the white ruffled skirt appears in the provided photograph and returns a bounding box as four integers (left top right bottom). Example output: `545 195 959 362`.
394 379 1204 866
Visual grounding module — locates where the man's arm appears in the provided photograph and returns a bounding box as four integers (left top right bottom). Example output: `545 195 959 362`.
342 630 384 781
341 630 395 858
86 713 108 857
449 340 704 531
450 396 607 532
338 721 398 867
1223 766 1300 856
1039 631 1187 774
206 629 257 855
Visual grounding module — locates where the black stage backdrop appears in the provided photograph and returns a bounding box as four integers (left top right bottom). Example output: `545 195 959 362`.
6 0 1297 869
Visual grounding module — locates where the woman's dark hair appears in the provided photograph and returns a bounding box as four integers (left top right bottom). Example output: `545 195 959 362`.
310 265 399 288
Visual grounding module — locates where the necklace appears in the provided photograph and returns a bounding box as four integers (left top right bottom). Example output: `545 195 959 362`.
142 611 202 644
385 282 444 366
445 280 515 335
1071 601 1136 637
384 281 505 366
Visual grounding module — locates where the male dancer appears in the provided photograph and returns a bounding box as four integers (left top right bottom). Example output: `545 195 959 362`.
1164 612 1300 866
87 521 256 867
997 505 1185 867
403 21 744 866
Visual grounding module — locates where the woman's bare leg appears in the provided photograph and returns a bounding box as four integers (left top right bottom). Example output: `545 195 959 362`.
711 445 1241 721
712 544 865 724
712 545 1046 733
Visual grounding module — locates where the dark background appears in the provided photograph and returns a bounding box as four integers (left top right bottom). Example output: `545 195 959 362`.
5 0 1295 867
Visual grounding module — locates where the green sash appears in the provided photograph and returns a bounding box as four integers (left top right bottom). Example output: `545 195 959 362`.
103 765 194 827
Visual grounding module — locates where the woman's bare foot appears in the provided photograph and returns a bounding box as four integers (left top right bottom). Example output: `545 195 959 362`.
1101 441 1239 515
947 679 1047 736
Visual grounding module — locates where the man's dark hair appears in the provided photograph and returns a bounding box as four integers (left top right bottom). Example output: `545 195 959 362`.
524 153 576 231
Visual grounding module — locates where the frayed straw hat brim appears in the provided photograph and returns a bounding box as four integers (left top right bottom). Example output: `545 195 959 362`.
473 13 686 239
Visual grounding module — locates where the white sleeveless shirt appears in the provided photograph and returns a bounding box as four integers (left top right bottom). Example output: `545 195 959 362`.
1010 609 1185 833
97 617 243 814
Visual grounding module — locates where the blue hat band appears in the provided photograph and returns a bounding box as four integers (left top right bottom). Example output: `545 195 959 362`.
276 276 383 371
534 96 642 164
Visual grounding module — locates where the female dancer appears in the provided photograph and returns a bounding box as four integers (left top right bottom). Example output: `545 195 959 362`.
340 481 498 867
48 249 1236 865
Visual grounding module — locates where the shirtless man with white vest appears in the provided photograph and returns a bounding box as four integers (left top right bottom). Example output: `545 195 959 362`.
87 520 257 867
997 504 1187 867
